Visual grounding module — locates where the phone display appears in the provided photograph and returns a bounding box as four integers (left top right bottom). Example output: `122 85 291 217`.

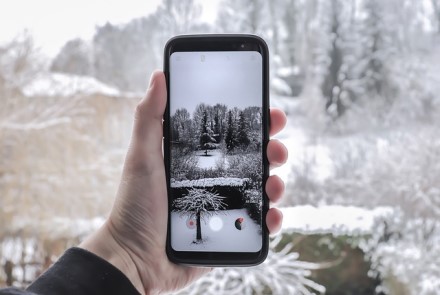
164 35 269 265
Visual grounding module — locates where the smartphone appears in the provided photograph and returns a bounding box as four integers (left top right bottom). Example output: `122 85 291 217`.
163 35 269 266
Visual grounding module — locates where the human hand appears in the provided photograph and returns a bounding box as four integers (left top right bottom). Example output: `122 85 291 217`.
80 71 288 295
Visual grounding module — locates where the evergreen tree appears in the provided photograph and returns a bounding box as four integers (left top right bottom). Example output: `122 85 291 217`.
200 110 208 135
282 0 299 67
213 103 227 140
51 38 93 76
199 111 215 155
321 0 348 118
237 111 250 148
360 0 393 99
225 110 236 151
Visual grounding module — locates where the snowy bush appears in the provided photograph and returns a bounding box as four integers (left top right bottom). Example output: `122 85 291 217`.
243 192 262 225
177 235 325 295
285 110 440 293
227 153 262 188
0 31 45 93
170 146 199 180
360 215 440 295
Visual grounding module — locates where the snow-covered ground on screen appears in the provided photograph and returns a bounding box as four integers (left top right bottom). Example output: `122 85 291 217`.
22 73 122 97
194 149 227 169
171 209 261 252
281 205 394 236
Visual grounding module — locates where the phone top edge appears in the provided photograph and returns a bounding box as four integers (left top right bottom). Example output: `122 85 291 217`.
165 34 268 43
164 34 269 56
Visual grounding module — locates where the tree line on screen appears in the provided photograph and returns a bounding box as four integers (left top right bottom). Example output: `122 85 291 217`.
171 103 261 153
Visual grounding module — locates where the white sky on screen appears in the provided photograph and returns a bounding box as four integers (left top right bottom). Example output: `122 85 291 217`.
170 51 263 115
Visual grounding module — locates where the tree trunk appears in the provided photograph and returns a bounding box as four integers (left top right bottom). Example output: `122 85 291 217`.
196 211 202 241
5 260 13 286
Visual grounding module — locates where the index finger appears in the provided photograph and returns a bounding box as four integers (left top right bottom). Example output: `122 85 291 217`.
270 108 287 136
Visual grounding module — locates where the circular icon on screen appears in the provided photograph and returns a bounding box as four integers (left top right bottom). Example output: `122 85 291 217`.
235 217 245 230
186 217 196 229
209 216 223 231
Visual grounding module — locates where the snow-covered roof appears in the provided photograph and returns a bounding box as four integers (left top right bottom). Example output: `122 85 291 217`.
171 177 249 188
22 73 121 97
281 205 395 236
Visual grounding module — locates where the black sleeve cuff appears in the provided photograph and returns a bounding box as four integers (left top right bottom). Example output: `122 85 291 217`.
27 247 140 295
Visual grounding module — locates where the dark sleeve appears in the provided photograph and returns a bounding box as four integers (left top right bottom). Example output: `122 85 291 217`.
0 247 140 295
0 288 37 295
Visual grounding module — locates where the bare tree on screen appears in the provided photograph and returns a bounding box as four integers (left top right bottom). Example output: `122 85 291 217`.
173 189 226 242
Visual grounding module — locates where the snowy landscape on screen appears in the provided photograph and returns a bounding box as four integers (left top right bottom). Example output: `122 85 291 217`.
169 102 264 251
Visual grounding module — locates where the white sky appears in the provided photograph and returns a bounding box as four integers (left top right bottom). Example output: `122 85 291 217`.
170 51 263 115
0 0 219 57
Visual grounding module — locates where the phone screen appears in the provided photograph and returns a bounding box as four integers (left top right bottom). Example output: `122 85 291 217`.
169 51 263 252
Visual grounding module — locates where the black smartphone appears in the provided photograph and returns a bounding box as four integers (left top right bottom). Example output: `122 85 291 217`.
163 35 269 266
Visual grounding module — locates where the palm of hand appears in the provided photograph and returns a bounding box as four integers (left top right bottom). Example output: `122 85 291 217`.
81 71 287 295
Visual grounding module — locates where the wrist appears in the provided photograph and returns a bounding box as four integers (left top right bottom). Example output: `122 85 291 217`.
79 222 147 295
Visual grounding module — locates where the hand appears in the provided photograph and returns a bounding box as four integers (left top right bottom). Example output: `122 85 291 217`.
80 71 288 295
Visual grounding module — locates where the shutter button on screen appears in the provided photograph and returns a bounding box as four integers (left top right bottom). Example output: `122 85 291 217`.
209 216 223 231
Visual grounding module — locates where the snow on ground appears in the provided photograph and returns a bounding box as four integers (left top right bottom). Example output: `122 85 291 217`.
171 209 262 252
280 205 395 236
22 73 121 97
195 149 226 169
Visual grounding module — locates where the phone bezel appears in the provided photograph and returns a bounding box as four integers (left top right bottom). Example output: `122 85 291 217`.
163 34 270 266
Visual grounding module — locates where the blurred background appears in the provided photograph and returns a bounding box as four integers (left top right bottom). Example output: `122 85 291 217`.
1 0 440 294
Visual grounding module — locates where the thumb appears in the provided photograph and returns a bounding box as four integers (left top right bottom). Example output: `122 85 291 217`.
125 71 167 174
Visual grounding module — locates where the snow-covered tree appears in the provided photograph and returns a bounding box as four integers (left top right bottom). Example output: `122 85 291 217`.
198 111 216 155
154 0 202 35
319 0 354 118
236 111 250 148
212 103 227 141
281 0 299 66
432 0 440 33
92 17 158 91
51 39 93 76
172 108 193 145
217 0 267 35
151 0 208 68
358 0 396 101
0 31 43 94
173 189 226 242
225 110 237 152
